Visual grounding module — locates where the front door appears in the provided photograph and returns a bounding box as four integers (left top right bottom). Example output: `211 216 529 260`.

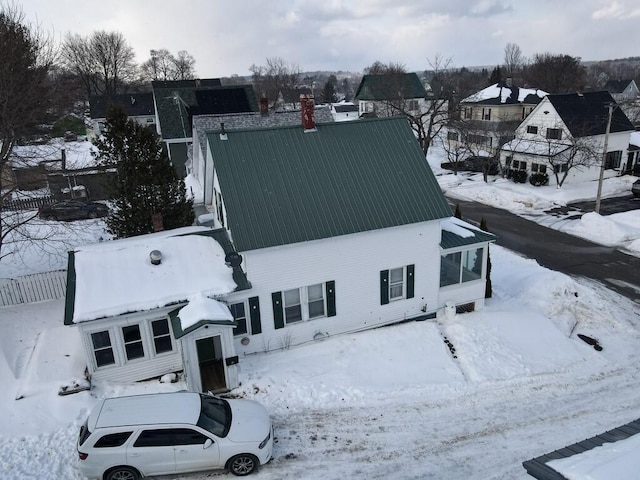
196 336 226 393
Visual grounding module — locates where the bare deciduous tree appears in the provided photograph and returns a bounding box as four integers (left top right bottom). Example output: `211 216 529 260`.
362 57 453 157
61 30 137 99
503 43 524 76
249 57 301 109
173 50 196 80
0 3 57 263
141 49 196 82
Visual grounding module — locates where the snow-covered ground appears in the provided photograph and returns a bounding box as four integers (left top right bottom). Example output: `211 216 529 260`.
1 147 640 479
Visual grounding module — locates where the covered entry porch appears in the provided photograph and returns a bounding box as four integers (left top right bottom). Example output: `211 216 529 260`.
171 295 240 393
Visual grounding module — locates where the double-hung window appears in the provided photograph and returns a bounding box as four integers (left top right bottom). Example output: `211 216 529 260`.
151 319 173 354
91 330 115 368
546 128 562 140
122 325 144 360
229 297 261 336
380 265 415 305
272 282 336 329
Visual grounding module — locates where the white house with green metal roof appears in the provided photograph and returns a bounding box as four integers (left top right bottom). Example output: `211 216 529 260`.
64 113 495 392
200 113 495 357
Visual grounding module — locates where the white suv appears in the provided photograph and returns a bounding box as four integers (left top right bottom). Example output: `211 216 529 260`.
76 392 273 479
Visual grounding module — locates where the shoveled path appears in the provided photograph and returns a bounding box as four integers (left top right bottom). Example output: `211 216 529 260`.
450 199 640 304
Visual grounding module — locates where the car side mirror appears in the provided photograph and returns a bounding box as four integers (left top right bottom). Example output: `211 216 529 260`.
203 438 213 449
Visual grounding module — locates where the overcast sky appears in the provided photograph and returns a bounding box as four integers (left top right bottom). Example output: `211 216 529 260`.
19 0 640 78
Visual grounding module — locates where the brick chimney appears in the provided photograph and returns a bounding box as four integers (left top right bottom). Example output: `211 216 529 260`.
152 213 164 232
259 97 269 115
300 94 316 130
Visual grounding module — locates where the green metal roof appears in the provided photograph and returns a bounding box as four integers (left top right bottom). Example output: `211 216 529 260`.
207 116 452 252
441 226 496 250
354 73 426 101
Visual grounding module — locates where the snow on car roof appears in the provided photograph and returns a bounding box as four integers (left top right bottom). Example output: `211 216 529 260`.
92 392 201 429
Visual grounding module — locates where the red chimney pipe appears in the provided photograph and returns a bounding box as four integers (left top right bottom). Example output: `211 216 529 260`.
300 94 316 130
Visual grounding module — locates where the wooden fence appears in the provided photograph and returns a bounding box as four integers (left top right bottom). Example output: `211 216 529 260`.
1 195 54 211
0 270 67 306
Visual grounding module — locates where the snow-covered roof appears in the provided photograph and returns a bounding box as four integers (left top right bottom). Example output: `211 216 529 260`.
11 139 98 170
462 83 547 105
69 226 237 323
630 131 640 148
177 294 234 331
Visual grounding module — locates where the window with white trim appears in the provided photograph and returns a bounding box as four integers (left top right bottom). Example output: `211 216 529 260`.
389 267 405 300
283 284 326 324
122 325 144 360
605 150 622 170
546 128 562 140
273 282 334 328
230 301 249 336
91 330 115 367
151 319 173 354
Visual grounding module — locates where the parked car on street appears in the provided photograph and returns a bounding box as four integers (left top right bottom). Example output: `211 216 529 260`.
76 392 273 479
632 179 640 198
38 200 109 221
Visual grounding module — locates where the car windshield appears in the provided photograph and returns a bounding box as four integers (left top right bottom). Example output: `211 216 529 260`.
197 395 232 438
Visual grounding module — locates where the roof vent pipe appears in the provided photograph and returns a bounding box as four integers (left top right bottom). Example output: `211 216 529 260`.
150 250 162 265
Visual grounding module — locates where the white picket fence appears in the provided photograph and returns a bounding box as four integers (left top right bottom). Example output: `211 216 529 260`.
0 270 67 306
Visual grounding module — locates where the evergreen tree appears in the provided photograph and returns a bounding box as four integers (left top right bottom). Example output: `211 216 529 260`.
454 203 462 219
321 80 338 104
95 106 194 238
488 66 502 85
480 217 492 299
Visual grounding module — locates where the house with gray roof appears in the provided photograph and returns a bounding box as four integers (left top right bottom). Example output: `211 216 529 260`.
64 104 495 392
88 93 156 139
501 91 636 185
151 79 258 176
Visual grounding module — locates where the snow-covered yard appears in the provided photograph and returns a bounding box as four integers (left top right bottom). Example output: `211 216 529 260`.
1 148 640 479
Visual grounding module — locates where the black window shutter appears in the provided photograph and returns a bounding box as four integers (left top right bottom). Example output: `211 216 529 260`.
271 292 284 329
406 264 415 299
326 281 336 317
380 270 389 305
248 296 262 335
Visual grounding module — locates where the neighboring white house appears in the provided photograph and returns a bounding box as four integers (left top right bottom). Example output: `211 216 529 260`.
64 111 495 393
501 91 636 186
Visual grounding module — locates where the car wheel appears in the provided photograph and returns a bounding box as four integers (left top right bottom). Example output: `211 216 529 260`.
104 466 140 480
228 454 259 476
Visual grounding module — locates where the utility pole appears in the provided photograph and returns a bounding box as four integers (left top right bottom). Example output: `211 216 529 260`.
595 102 614 214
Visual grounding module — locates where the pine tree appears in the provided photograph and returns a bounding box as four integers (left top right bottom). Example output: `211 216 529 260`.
95 106 194 238
480 217 492 299
321 80 338 104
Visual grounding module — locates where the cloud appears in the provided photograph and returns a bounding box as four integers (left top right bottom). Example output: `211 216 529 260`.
592 1 625 19
470 1 513 18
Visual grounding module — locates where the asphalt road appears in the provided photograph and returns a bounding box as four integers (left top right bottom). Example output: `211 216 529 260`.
449 198 640 304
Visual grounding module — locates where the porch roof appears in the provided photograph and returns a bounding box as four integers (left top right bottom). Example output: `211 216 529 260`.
440 217 496 250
